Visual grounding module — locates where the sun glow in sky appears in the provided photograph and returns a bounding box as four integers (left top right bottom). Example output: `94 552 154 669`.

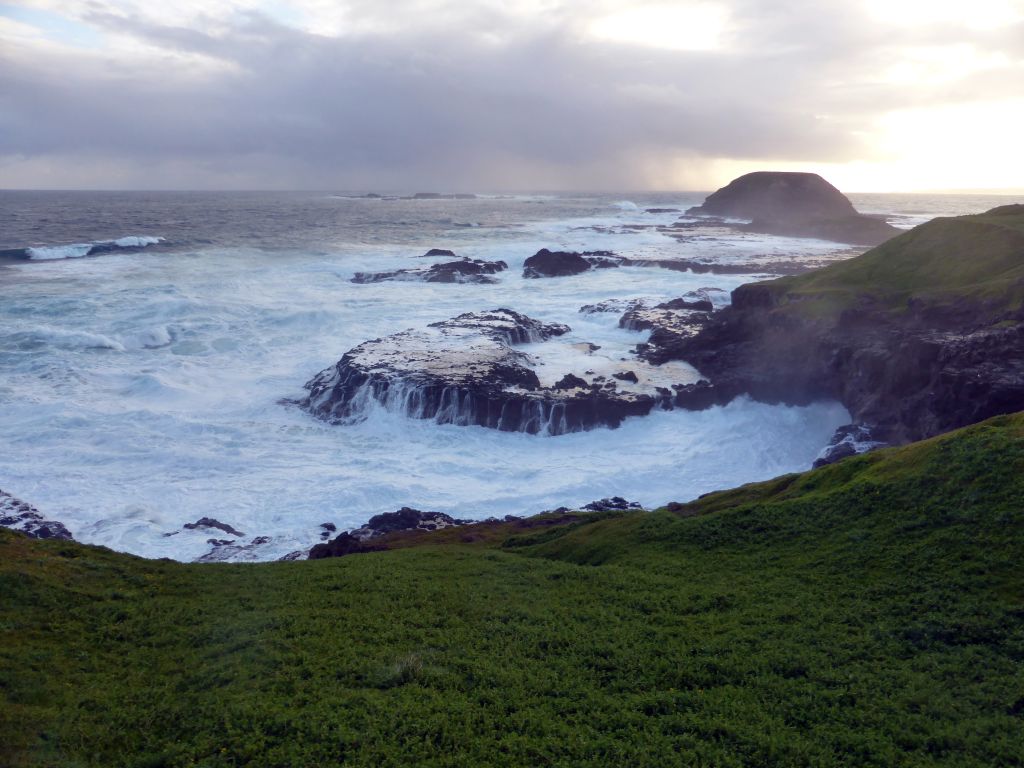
587 3 729 51
0 0 1022 192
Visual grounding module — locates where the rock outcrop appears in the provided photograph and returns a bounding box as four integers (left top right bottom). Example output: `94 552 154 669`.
353 258 507 284
350 507 467 539
662 206 1024 445
183 517 245 537
0 490 72 540
523 249 623 278
813 425 883 468
619 297 716 365
686 172 901 246
298 308 704 434
309 507 468 559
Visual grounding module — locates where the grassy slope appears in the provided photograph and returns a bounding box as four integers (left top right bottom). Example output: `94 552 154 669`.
3 414 1024 767
755 206 1024 320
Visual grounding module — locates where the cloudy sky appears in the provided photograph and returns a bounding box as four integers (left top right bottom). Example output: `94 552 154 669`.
1 0 1022 191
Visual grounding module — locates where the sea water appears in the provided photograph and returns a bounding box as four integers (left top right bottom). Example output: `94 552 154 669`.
0 190 1013 560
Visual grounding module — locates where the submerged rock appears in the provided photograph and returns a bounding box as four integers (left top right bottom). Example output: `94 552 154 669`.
353 258 507 284
814 425 884 468
579 298 645 315
686 171 901 246
298 308 680 434
196 536 273 563
183 517 245 537
0 490 72 540
523 249 623 278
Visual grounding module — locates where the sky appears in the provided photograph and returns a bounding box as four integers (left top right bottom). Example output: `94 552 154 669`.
0 0 1022 192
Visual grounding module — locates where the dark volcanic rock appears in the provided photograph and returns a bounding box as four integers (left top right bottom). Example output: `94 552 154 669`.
645 208 681 214
421 248 457 258
619 298 716 363
613 371 639 384
0 490 72 540
523 249 623 278
308 532 385 559
351 507 465 539
579 298 644 315
184 517 245 537
554 373 589 390
658 297 715 312
689 171 858 221
307 507 469 559
299 308 675 434
625 259 816 276
353 258 507 284
686 172 900 246
661 208 1024 444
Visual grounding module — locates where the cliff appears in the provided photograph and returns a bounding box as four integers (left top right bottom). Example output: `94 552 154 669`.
665 204 1024 443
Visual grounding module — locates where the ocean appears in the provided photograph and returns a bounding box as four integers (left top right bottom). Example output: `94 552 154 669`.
0 190 1014 561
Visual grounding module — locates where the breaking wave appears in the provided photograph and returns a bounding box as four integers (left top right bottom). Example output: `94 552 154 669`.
0 235 165 262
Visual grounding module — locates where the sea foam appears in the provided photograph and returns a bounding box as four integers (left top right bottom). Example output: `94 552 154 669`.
26 235 164 260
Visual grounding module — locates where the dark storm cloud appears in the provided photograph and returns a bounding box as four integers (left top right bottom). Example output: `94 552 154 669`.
0 1 1021 189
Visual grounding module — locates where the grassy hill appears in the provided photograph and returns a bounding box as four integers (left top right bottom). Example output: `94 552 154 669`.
4 413 1024 766
748 204 1024 321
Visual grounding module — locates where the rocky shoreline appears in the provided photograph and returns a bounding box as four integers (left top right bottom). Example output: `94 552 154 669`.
6 176 1020 567
659 205 1024 445
0 490 72 541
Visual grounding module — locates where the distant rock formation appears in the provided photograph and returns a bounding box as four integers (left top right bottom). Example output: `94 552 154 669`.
523 249 623 278
0 490 72 540
352 258 508 284
686 171 901 246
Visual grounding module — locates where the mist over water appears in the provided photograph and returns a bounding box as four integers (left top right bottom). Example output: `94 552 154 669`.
0 191 1011 560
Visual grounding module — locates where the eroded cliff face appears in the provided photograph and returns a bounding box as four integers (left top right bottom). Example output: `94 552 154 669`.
660 206 1024 444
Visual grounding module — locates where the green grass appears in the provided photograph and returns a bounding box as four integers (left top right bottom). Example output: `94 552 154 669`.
3 414 1024 766
750 206 1024 321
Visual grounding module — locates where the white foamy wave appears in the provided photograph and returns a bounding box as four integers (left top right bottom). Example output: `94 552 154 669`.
23 326 126 351
113 236 163 248
613 200 639 210
27 235 164 260
123 326 174 350
27 243 95 260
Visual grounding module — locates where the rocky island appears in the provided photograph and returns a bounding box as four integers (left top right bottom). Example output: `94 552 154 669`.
687 171 902 246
